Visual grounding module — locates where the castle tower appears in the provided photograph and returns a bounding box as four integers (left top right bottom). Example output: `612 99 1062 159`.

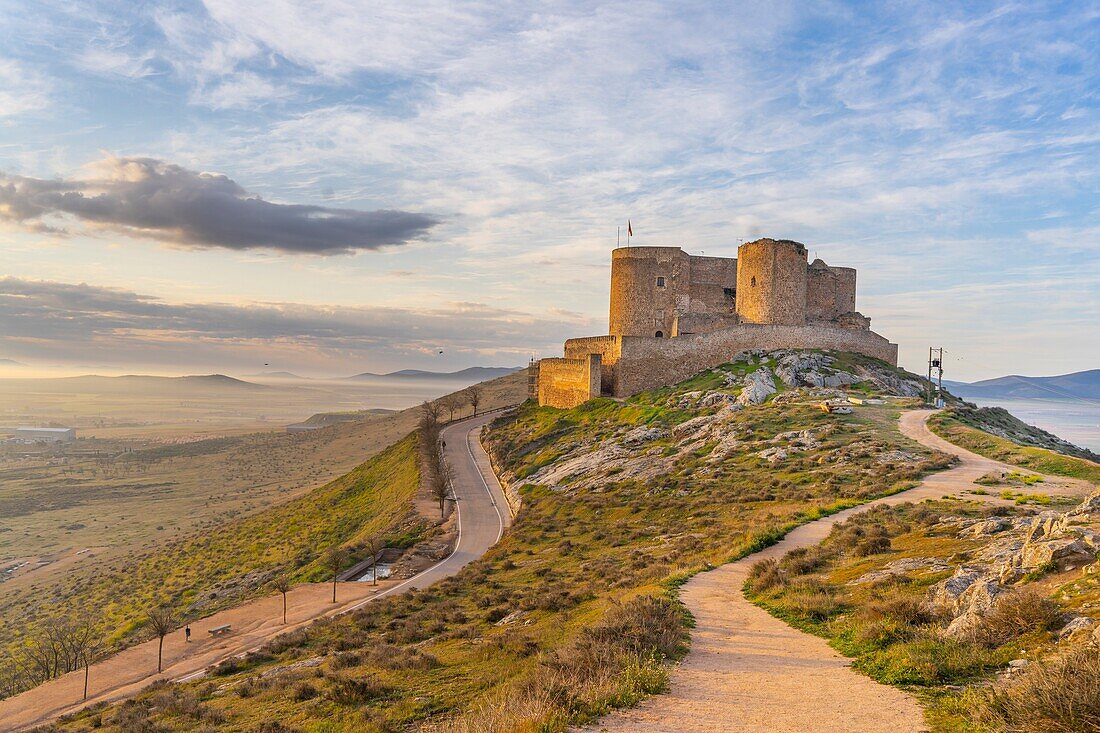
609 246 691 337
735 239 808 325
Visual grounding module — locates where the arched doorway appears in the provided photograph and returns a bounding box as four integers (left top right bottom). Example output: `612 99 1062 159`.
655 330 663 338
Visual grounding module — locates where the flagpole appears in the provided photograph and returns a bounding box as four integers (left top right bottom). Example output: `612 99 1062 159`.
617 226 620 248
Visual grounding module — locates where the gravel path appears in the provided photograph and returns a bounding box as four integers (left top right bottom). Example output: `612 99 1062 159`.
588 409 1092 733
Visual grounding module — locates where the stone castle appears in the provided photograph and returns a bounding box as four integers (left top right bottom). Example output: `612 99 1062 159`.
534 238 898 408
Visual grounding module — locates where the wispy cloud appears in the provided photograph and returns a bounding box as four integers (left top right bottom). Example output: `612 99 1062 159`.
0 59 52 119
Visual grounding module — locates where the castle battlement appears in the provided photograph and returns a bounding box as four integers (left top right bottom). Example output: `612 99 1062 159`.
535 239 898 408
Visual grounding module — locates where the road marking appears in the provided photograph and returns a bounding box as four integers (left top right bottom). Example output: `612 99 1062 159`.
466 425 506 543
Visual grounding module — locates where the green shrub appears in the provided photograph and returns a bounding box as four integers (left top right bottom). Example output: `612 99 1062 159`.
855 634 998 685
746 558 785 593
781 578 844 622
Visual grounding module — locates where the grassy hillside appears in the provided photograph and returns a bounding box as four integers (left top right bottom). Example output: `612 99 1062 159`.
2 434 425 689
928 409 1100 482
746 496 1100 731
51 353 956 732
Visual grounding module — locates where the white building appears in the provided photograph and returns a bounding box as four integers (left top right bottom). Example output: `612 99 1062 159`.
15 427 76 443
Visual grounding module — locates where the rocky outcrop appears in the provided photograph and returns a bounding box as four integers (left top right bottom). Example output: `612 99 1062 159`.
930 566 1006 638
736 367 777 406
929 491 1100 636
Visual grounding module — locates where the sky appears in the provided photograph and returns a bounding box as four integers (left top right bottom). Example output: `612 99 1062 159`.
0 1 1097 381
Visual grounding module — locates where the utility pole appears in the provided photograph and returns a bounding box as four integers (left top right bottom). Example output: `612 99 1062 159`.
927 347 944 408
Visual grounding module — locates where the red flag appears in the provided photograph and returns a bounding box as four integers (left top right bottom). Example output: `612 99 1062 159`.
627 220 633 237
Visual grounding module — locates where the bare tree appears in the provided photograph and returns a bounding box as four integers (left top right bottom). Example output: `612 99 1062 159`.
271 576 292 624
0 661 19 699
364 536 384 586
325 547 349 604
18 617 95 686
420 399 442 426
464 384 484 417
146 609 175 673
439 394 460 422
431 462 455 518
80 639 102 701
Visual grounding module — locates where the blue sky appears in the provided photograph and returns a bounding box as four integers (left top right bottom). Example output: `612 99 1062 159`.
0 1 1097 380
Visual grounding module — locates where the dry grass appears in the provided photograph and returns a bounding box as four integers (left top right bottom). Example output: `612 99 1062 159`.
978 643 1100 732
971 589 1062 648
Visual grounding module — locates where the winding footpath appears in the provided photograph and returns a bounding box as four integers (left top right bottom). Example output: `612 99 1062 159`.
0 411 510 732
590 410 1094 733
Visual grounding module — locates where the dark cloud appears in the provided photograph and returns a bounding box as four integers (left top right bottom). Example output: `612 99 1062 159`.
0 157 438 254
0 277 590 371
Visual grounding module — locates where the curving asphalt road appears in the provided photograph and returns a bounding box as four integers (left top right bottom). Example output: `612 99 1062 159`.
0 410 513 732
344 410 512 611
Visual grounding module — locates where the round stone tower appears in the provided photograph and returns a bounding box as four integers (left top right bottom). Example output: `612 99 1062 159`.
609 246 690 337
734 238 808 325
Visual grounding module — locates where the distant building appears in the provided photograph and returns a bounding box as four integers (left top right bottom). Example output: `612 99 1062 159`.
15 427 76 443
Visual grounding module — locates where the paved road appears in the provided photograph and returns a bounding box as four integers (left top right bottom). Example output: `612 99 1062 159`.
589 410 1094 733
0 411 512 732
345 410 511 610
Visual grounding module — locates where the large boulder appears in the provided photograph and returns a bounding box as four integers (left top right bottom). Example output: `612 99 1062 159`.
930 566 1006 637
737 367 777 406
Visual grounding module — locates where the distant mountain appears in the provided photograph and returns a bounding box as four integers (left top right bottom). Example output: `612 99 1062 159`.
344 366 522 382
245 371 309 380
0 373 270 394
946 369 1100 401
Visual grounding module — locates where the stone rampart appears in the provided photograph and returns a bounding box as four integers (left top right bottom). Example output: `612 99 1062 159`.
609 324 898 397
537 354 602 408
564 335 621 391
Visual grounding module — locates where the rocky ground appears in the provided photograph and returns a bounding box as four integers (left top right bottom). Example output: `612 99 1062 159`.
927 490 1100 644
521 350 929 492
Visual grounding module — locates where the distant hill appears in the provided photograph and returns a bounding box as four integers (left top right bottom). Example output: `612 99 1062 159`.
945 369 1100 401
245 371 309 380
0 373 271 394
344 366 522 382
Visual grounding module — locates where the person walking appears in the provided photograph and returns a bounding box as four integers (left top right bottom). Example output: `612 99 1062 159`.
184 625 191 643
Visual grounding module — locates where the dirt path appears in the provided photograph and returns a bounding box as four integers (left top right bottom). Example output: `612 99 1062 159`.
589 410 1093 733
0 412 511 732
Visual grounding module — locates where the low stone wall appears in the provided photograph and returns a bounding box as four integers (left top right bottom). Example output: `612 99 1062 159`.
538 354 602 408
564 335 621 392
610 324 898 397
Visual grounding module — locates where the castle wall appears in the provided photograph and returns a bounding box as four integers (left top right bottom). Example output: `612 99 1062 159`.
537 354 602 408
685 254 738 318
609 247 690 338
672 312 740 337
806 261 857 321
564 335 621 392
735 239 808 325
610 324 898 397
